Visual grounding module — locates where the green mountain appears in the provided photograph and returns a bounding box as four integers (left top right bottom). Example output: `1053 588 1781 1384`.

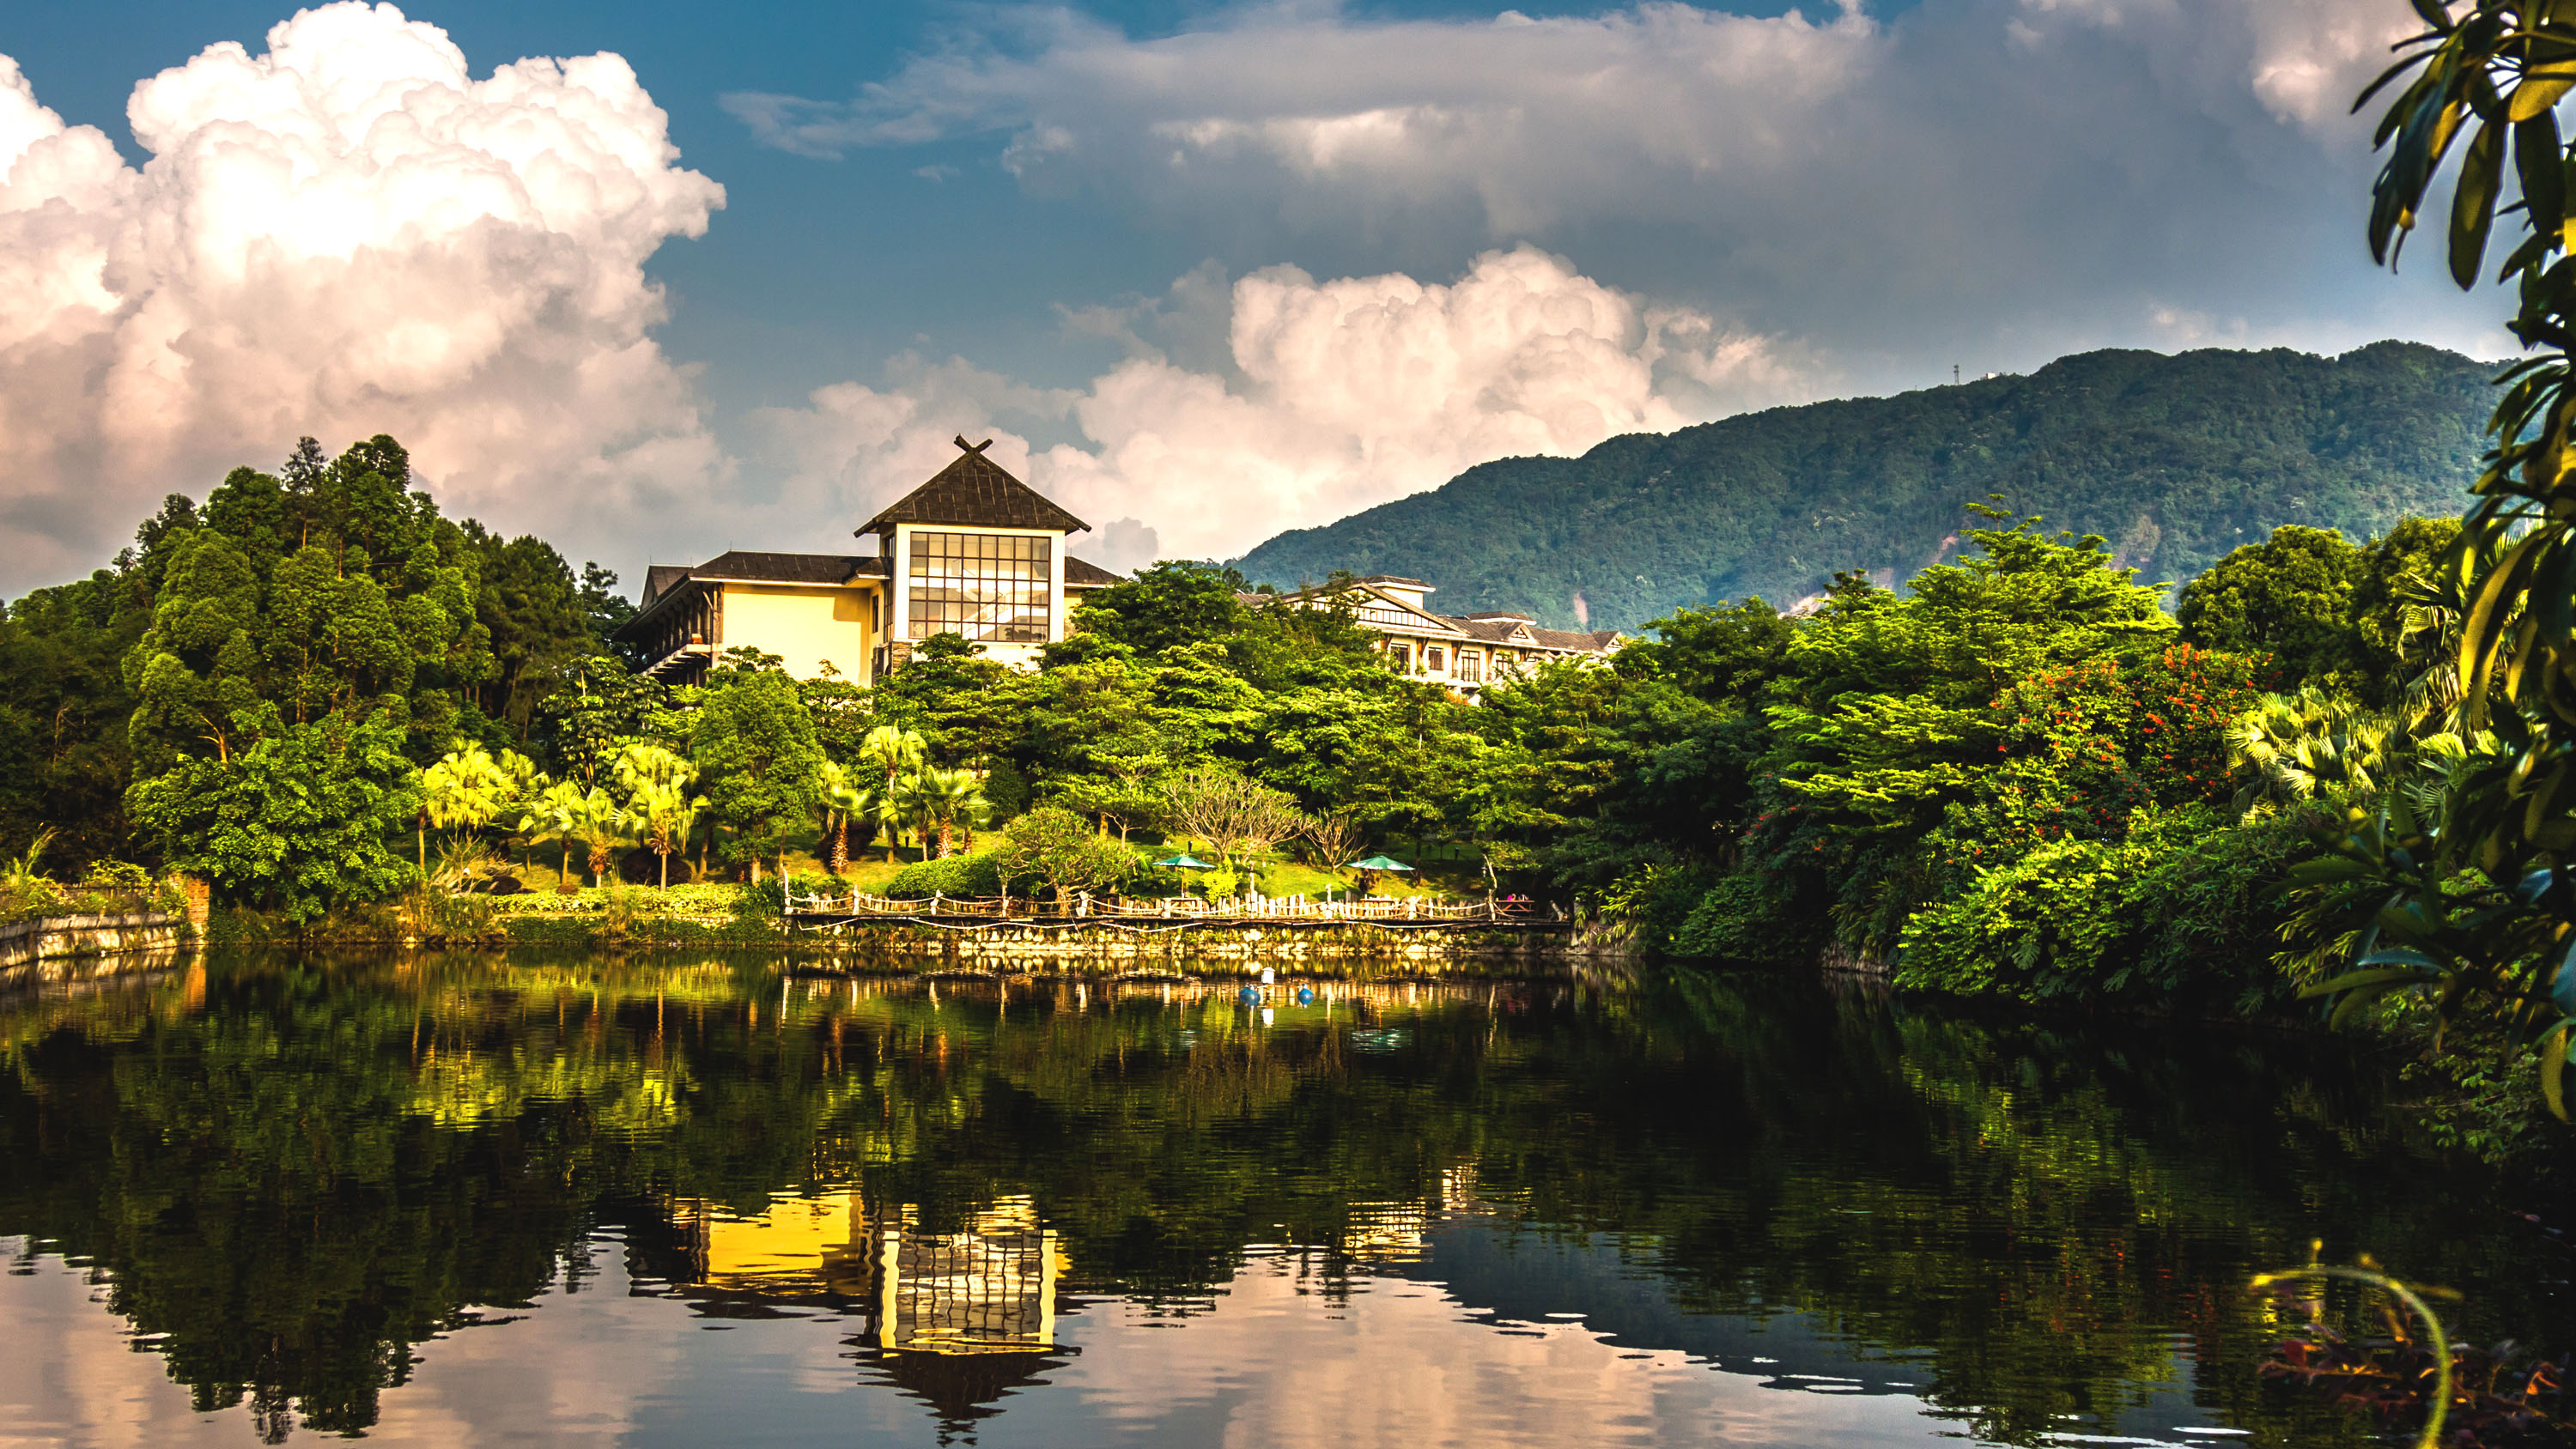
1233 342 2497 633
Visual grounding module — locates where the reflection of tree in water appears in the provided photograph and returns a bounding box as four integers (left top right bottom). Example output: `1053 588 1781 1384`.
0 952 2557 1445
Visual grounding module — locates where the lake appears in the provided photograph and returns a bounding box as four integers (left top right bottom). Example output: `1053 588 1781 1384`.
0 954 2563 1448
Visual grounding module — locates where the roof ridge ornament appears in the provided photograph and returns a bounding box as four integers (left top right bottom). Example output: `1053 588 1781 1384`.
953 434 994 455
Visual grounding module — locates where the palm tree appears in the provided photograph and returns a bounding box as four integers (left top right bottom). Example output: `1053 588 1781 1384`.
569 786 634 887
859 725 928 861
528 780 590 893
814 761 880 877
420 741 513 873
613 743 702 887
905 767 990 859
2227 688 2403 822
626 779 706 888
495 750 548 876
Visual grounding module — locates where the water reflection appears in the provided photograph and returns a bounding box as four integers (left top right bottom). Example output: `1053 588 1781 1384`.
0 955 2561 1447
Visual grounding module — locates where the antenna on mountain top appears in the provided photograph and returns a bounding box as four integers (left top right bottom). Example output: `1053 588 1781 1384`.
1953 364 1960 385
952 434 993 454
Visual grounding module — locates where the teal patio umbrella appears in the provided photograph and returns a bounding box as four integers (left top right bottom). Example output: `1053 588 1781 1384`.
1152 853 1217 870
1348 855 1413 872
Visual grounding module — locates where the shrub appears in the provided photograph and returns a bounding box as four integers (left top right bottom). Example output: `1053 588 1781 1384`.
882 852 1004 899
1893 806 2305 1013
1670 872 1825 967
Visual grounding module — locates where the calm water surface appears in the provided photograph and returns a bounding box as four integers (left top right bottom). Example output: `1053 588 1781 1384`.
0 955 2565 1448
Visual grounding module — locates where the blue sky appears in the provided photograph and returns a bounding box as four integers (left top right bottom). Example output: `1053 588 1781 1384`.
0 0 2511 591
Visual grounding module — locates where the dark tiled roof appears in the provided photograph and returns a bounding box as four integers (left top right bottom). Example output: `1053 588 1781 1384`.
1439 615 1619 653
1064 556 1121 586
861 439 1089 534
1444 617 1528 643
641 564 692 607
619 551 884 641
690 551 875 585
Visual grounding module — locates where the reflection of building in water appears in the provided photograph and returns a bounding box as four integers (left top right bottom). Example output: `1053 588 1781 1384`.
667 1190 1062 1353
877 1197 1059 1354
1338 1200 1432 1264
659 1188 1067 1439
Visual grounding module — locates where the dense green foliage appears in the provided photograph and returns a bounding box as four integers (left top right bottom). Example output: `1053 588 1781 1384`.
0 436 631 889
1 404 2563 1155
1236 343 2493 632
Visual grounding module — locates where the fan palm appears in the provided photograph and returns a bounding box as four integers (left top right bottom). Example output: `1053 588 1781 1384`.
2227 688 2404 822
569 786 635 887
531 779 594 892
419 741 513 871
614 744 701 885
859 725 928 861
814 761 880 876
902 767 989 860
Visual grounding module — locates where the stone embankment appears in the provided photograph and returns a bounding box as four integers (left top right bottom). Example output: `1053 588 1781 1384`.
1 912 191 984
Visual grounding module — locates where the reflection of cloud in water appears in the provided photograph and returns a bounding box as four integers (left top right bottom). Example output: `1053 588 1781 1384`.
1042 1254 1933 1448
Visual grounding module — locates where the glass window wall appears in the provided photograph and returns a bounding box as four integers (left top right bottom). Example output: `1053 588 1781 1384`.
908 531 1051 643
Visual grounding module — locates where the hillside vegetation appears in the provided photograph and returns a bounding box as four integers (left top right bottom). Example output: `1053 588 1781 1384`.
1235 342 2494 631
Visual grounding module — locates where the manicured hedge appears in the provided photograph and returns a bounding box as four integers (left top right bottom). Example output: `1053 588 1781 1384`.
881 852 1004 899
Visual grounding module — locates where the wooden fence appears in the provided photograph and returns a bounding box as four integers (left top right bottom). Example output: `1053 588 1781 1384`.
783 888 1559 931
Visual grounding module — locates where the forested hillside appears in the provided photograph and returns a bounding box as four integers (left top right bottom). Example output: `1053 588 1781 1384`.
1235 343 2494 631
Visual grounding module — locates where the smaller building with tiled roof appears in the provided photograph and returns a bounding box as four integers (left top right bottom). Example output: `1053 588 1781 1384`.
1252 576 1621 697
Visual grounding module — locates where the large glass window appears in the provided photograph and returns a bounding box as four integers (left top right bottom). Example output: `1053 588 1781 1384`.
1458 651 1483 682
908 531 1051 642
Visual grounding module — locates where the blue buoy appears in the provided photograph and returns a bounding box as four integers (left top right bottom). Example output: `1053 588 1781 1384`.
1296 987 1314 1005
1239 985 1260 1003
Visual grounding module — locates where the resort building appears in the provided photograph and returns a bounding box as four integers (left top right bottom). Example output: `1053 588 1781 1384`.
617 435 1620 693
616 436 1121 685
1257 575 1623 696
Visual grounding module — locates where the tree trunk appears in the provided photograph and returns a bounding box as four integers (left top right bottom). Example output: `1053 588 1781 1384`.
829 820 849 876
560 840 576 894
937 819 953 859
588 845 609 882
659 850 669 889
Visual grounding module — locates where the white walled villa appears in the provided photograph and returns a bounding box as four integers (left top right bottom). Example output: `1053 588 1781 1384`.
619 438 1620 690
1255 575 1623 696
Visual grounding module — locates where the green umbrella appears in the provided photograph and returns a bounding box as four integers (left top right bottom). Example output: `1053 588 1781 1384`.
1348 855 1413 872
1152 853 1217 870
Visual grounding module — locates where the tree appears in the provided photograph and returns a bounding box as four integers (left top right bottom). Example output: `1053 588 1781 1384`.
614 743 702 888
419 741 513 873
902 767 989 859
563 787 631 887
2299 3 2576 1113
1069 561 1248 655
814 761 878 877
125 707 421 922
1155 767 1309 867
1298 811 1364 870
529 779 593 893
857 725 928 861
689 671 825 883
2176 526 2366 688
999 805 1132 902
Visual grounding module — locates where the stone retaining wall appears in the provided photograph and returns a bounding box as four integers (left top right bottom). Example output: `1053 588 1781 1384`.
0 912 190 982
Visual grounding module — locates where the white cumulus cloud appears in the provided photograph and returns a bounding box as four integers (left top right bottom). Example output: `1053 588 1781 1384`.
750 246 1810 566
0 2 724 594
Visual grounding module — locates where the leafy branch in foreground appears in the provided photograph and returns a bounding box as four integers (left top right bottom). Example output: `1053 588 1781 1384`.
2304 0 2576 1111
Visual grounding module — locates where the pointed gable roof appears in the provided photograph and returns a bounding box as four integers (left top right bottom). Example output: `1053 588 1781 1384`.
860 436 1090 536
